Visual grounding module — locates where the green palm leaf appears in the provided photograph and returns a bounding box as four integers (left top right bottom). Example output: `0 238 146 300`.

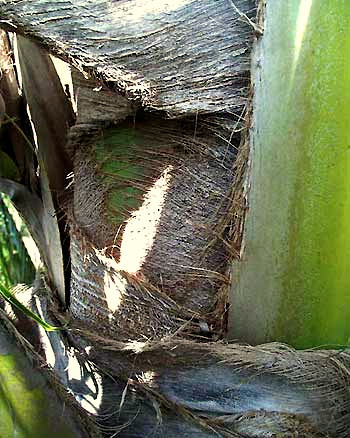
0 283 62 332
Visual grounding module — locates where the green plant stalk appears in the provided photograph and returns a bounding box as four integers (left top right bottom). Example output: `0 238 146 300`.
229 0 350 348
0 283 62 332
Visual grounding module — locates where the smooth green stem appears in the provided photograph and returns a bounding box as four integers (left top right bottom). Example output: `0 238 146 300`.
230 0 350 349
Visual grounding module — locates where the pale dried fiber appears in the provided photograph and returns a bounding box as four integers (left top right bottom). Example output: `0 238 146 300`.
0 0 256 117
45 311 349 438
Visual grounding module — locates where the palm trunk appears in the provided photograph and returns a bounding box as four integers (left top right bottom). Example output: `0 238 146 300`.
0 1 349 437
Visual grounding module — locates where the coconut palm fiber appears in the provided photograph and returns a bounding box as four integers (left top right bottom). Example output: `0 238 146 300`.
1 1 349 437
69 113 238 340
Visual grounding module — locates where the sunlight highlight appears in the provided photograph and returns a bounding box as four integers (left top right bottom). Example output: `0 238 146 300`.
109 0 189 23
95 166 173 315
291 0 313 83
66 352 103 415
103 270 125 315
119 166 173 273
34 296 56 367
139 370 156 384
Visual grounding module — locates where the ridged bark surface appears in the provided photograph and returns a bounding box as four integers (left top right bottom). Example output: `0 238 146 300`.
0 0 255 117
